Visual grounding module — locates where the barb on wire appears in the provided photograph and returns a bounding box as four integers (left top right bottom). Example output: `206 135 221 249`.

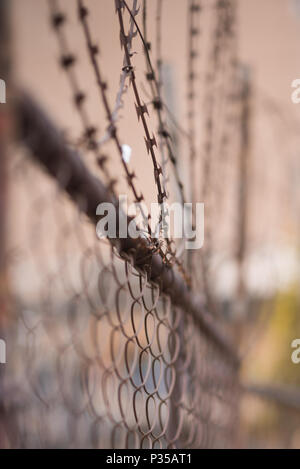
140 81 191 140
155 0 163 95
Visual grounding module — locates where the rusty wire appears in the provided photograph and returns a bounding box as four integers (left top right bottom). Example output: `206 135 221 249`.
48 0 192 286
116 0 167 214
118 0 194 282
115 0 187 261
115 0 192 281
131 0 187 209
48 0 150 234
143 0 169 211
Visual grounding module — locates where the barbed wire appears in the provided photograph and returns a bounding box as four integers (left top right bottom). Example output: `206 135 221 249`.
48 0 154 240
130 0 187 208
186 0 202 277
48 0 191 285
199 0 238 311
1 0 299 451
116 1 167 212
48 0 114 191
143 0 169 214
115 1 191 283
187 0 202 208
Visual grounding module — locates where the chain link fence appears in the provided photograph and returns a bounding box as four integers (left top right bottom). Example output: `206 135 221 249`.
1 0 299 450
1 101 239 447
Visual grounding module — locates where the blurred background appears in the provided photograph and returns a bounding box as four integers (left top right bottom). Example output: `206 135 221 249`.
0 0 300 449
